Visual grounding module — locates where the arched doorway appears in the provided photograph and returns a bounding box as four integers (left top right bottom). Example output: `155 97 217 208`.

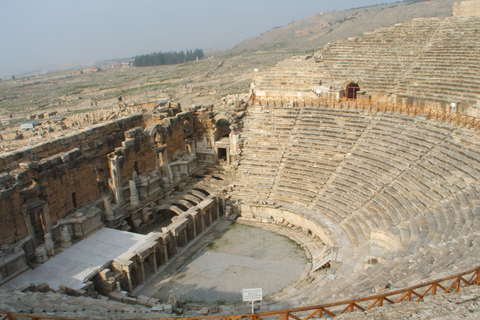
346 83 360 99
216 119 231 138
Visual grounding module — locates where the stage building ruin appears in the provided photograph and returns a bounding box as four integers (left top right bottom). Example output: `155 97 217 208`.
0 102 245 294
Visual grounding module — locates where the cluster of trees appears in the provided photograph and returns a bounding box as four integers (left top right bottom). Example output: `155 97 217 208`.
132 49 205 67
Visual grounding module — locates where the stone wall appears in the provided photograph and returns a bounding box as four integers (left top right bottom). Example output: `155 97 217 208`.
0 148 106 246
0 115 144 174
453 0 480 16
0 100 242 287
0 106 223 250
0 116 148 246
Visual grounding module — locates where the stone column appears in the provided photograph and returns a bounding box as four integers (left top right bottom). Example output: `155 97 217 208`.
229 132 238 154
108 155 123 205
161 150 174 184
103 195 115 221
172 233 178 254
183 228 188 246
41 203 52 235
222 197 226 217
214 198 220 221
152 249 158 273
209 208 213 225
192 217 197 237
125 267 133 293
200 210 205 233
139 259 146 284
190 139 196 156
22 205 35 246
129 180 140 207
163 242 169 264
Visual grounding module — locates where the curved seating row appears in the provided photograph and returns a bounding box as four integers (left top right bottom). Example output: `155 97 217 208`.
233 103 480 305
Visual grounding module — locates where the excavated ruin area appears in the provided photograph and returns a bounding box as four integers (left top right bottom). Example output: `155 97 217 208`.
147 222 308 305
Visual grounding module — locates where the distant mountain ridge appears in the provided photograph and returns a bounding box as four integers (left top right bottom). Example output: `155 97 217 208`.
230 0 458 53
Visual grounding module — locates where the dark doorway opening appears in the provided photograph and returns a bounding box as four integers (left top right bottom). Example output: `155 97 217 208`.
216 119 231 138
218 148 227 162
29 209 45 245
346 83 360 99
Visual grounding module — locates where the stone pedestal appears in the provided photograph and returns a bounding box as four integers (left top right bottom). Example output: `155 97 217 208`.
0 246 29 285
173 170 182 182
35 246 48 263
103 195 115 221
44 233 55 256
59 207 103 240
60 226 72 248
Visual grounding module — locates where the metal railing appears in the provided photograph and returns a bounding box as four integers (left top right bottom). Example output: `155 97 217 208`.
1 265 480 320
251 96 480 130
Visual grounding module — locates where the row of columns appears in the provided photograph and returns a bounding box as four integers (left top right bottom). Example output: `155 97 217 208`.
113 195 221 293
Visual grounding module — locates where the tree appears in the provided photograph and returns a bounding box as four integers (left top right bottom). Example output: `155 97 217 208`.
132 49 205 67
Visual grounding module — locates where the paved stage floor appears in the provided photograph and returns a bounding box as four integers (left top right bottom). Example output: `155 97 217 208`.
139 221 307 304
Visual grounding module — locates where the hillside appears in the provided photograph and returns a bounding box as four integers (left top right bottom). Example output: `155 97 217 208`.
230 0 457 53
0 0 463 151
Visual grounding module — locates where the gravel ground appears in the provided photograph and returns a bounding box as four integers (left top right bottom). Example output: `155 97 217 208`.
153 223 307 304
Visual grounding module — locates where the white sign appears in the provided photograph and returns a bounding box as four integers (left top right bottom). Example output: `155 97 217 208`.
242 288 263 302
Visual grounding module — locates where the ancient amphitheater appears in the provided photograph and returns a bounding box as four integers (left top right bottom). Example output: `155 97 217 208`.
2 1 480 319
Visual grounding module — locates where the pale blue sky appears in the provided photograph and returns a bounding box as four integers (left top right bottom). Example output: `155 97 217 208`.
0 0 398 78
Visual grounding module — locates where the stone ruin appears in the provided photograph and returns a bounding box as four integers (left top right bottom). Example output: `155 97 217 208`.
0 100 169 152
0 100 247 297
1 1 480 318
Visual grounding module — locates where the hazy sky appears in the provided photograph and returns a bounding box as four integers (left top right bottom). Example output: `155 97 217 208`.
0 0 399 78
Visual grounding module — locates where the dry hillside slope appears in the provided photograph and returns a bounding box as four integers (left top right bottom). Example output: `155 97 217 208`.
231 0 457 52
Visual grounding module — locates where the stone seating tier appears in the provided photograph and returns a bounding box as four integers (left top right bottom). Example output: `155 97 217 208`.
252 16 480 104
315 16 480 104
0 289 157 319
233 103 480 304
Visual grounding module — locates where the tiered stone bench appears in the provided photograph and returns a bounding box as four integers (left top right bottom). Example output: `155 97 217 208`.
316 16 480 105
233 102 480 306
253 16 480 110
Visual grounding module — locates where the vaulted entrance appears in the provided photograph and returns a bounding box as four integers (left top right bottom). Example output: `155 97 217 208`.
346 83 360 99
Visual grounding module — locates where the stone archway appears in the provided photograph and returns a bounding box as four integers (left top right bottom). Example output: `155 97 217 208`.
346 82 360 99
216 118 231 139
153 209 178 230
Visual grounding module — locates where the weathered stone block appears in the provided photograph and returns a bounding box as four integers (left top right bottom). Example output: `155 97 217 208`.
164 304 173 314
